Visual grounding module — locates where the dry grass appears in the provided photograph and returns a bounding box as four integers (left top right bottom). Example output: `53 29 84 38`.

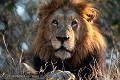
0 34 119 80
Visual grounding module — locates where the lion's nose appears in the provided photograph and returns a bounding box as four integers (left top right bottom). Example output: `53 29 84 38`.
56 36 69 42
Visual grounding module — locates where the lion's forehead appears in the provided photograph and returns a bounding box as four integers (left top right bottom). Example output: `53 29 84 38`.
51 8 79 20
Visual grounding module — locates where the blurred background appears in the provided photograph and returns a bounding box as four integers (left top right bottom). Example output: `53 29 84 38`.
0 0 120 79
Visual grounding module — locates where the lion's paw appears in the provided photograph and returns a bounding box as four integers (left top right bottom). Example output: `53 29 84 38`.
44 70 75 80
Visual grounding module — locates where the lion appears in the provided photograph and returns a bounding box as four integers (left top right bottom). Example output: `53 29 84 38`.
30 0 106 79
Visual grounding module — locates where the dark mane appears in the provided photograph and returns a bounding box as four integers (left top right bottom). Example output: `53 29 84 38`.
37 0 97 21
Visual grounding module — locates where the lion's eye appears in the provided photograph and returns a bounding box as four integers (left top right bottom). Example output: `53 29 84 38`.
71 20 78 27
52 20 58 26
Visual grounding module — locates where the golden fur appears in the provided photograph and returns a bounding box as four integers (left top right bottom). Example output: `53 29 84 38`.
31 0 106 70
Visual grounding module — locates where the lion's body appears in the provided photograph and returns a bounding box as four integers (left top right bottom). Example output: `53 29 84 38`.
31 0 106 79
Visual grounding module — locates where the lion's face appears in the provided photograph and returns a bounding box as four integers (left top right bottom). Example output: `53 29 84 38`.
48 8 82 59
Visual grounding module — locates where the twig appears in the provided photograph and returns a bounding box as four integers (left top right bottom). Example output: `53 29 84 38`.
19 49 24 74
62 60 65 71
2 34 16 66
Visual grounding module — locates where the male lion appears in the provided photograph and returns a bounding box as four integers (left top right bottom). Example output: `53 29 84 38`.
31 0 106 79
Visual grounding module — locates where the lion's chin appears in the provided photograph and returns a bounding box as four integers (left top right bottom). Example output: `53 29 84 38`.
54 49 71 60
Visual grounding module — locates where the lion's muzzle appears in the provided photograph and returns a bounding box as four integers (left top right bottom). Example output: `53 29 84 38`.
51 27 75 60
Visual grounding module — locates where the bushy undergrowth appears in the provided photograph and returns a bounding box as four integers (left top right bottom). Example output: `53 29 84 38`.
0 38 119 80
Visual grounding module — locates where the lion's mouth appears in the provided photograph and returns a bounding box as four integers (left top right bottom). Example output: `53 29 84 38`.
54 46 72 59
55 46 70 52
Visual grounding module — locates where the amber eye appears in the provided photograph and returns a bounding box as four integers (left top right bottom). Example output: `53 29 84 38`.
71 20 78 27
52 20 58 26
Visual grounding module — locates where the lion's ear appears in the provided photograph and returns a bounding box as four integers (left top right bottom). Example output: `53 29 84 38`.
81 6 98 23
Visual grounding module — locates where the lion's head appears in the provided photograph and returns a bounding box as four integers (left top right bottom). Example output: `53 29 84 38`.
31 0 106 63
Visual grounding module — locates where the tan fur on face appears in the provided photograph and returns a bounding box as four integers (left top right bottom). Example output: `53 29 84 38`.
51 25 75 51
31 0 106 63
51 25 75 59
